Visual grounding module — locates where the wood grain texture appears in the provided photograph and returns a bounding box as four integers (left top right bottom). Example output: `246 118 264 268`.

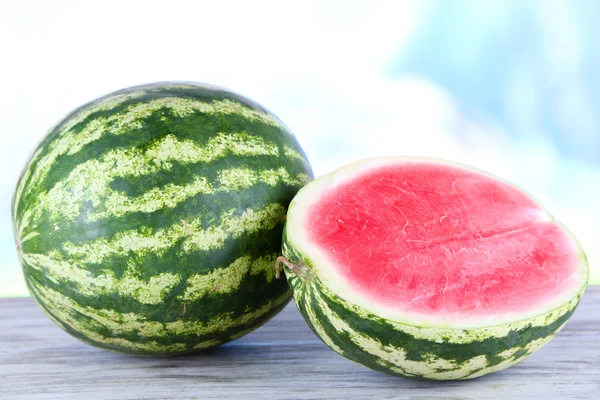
1 287 599 400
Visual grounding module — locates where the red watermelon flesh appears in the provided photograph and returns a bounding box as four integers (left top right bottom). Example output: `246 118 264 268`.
307 159 584 324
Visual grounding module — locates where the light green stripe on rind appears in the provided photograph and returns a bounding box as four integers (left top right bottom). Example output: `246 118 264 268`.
463 333 562 379
18 94 285 206
316 282 581 345
217 167 310 191
193 339 223 350
14 90 149 209
283 145 310 166
94 167 310 221
308 284 414 377
62 203 286 264
33 133 281 224
97 175 213 221
19 231 39 244
28 281 289 354
182 254 278 302
291 276 347 357
13 147 42 223
181 203 285 253
22 252 181 305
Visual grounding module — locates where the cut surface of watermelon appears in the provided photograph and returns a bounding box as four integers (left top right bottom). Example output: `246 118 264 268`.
288 157 588 327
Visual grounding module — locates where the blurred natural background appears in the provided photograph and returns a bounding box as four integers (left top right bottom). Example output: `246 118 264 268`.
1 0 598 296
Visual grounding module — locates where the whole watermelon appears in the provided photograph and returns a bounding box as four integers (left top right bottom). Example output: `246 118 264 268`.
12 82 313 355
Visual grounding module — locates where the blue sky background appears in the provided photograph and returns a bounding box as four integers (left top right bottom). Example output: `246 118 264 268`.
1 0 598 296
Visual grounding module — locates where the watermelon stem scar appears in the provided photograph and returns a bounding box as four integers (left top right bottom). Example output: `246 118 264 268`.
275 256 312 280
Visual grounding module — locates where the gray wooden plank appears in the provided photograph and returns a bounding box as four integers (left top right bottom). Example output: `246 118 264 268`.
0 287 598 400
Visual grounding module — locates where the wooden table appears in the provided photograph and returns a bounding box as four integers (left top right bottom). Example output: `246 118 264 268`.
1 288 598 399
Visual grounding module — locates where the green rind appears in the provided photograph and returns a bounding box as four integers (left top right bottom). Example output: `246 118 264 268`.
13 82 312 355
282 232 585 380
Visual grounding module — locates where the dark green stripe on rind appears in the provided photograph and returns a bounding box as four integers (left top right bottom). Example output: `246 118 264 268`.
282 237 583 380
13 82 312 355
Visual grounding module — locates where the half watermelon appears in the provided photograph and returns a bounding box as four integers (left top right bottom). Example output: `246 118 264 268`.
280 157 588 380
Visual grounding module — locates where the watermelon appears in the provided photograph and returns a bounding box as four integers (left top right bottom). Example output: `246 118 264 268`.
280 157 588 380
12 82 313 355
